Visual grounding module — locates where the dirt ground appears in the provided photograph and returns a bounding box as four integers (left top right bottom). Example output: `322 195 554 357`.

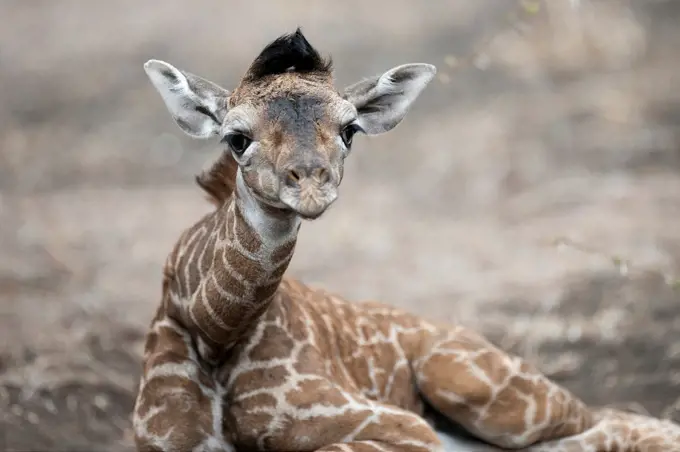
2 1 680 450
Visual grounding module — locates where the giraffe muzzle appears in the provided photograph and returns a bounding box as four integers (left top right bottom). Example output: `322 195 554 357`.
279 177 338 220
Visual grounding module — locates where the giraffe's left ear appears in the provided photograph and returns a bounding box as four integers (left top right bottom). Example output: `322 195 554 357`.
343 63 436 135
144 59 230 139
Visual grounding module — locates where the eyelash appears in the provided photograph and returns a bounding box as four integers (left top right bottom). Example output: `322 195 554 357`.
340 123 363 148
221 132 253 155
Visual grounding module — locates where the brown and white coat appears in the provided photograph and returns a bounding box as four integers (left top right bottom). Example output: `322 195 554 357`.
132 29 680 452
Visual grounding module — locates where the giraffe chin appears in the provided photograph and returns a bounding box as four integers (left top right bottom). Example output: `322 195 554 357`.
288 202 332 221
285 200 336 220
279 189 337 221
295 209 326 221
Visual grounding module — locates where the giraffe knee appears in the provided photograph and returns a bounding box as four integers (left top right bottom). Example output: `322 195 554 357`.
134 413 210 452
134 436 164 452
133 378 218 452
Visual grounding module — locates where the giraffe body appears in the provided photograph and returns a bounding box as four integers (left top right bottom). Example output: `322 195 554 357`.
132 29 680 452
136 269 680 452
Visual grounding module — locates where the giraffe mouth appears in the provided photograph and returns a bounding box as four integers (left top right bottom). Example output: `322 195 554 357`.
279 185 338 221
295 208 326 221
286 200 334 221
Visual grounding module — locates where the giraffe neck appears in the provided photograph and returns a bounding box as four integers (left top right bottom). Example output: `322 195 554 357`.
167 169 300 362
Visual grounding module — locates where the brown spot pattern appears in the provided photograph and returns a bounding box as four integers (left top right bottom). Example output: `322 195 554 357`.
249 325 295 361
286 379 348 410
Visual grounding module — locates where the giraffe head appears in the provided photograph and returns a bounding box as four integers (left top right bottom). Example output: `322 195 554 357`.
144 29 435 220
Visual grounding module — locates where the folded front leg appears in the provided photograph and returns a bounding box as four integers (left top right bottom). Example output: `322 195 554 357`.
230 377 444 452
413 325 594 448
133 314 234 452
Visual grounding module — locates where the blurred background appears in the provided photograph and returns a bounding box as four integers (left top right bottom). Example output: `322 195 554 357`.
2 0 680 450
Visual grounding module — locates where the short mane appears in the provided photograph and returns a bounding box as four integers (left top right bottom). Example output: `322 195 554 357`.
195 152 239 207
245 28 332 80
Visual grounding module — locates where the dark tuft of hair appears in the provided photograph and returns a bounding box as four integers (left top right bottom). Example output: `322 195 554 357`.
245 28 332 80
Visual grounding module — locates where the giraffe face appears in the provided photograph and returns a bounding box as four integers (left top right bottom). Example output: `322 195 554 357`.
143 29 436 219
221 76 358 220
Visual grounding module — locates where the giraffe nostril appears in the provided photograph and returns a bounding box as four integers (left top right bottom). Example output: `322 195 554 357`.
286 169 301 187
316 168 330 185
285 165 330 187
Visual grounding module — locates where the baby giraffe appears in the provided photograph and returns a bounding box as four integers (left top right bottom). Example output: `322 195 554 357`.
133 29 680 451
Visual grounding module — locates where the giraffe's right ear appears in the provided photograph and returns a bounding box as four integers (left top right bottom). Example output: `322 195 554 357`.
144 60 230 139
343 63 436 135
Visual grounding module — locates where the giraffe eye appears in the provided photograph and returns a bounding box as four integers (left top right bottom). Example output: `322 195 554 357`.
223 133 252 155
340 124 362 148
